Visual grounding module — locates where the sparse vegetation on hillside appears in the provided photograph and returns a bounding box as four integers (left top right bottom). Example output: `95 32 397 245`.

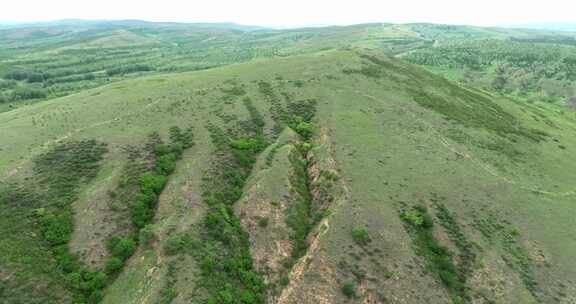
400 206 466 303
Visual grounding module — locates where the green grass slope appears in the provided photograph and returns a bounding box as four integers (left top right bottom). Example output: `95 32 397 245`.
0 49 575 303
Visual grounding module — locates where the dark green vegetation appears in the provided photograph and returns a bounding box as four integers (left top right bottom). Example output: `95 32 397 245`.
1 20 576 304
0 126 192 303
0 140 107 303
192 121 268 303
405 39 576 102
400 206 466 302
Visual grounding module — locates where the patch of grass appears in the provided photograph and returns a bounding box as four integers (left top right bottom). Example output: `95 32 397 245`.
258 80 286 134
158 261 178 304
472 211 542 300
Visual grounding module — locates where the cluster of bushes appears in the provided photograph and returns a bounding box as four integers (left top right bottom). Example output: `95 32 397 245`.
257 81 286 135
434 204 477 282
105 236 136 274
4 70 49 82
11 86 48 100
193 100 272 303
400 206 466 302
130 127 194 229
195 91 321 303
408 80 548 143
32 140 109 302
32 128 192 302
285 149 314 263
106 64 154 76
47 73 96 84
200 125 266 303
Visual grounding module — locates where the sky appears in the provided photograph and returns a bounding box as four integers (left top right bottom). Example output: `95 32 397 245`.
1 0 575 27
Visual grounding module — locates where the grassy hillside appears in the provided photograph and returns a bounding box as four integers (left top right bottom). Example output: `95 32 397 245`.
2 19 576 303
2 21 575 113
1 44 576 304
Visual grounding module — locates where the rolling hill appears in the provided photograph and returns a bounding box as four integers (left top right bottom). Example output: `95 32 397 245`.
1 21 576 304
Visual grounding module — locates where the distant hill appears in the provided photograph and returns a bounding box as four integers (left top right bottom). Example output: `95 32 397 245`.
0 19 268 31
505 23 576 32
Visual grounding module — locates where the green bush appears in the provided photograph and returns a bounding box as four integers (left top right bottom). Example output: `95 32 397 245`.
400 209 424 226
400 205 466 299
105 257 123 274
351 226 371 245
257 217 269 228
11 86 47 100
164 233 192 256
131 200 153 228
230 137 265 152
154 144 173 156
294 121 313 139
40 213 73 246
107 237 136 261
106 64 153 76
341 282 357 298
139 225 155 244
169 126 194 148
279 276 290 286
139 172 167 194
155 153 177 175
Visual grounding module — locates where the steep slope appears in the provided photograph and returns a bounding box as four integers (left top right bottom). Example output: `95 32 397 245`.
1 49 575 303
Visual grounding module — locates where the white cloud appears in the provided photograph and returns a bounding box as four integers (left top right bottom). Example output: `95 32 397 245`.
1 0 575 27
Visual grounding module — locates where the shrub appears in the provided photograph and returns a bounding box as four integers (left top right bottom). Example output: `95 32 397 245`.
164 233 192 255
53 245 80 273
107 237 136 261
135 190 157 208
139 172 167 194
11 86 47 100
400 209 424 226
230 137 265 152
26 72 47 83
40 213 73 246
131 200 153 228
279 276 290 286
257 217 269 228
294 121 313 139
154 144 173 156
169 126 194 148
105 257 123 274
422 213 434 229
341 282 357 298
106 64 153 76
351 226 371 245
139 225 155 244
155 153 177 175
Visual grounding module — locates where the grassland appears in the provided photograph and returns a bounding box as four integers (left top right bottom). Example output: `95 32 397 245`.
1 21 576 304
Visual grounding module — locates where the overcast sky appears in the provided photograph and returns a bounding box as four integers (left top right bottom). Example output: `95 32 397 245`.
1 0 574 27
